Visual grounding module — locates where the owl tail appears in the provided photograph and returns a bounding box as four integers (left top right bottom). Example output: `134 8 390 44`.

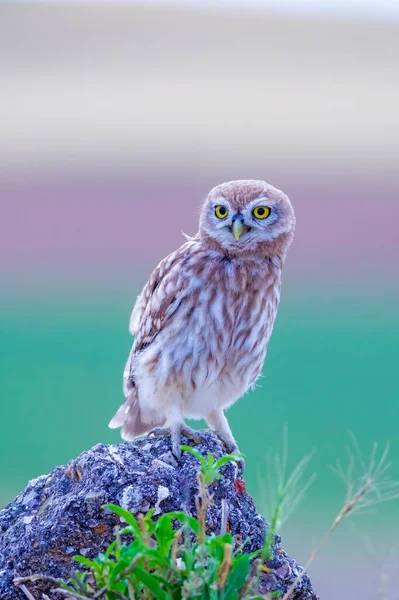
109 388 152 441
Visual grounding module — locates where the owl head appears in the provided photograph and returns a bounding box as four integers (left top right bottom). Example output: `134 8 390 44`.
199 180 296 258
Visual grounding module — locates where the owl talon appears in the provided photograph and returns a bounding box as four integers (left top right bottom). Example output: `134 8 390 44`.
147 426 182 461
236 457 246 474
217 437 245 473
147 427 171 439
219 437 238 454
171 442 182 462
181 426 205 445
171 428 182 462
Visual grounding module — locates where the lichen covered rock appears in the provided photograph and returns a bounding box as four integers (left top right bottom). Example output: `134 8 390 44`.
0 431 318 599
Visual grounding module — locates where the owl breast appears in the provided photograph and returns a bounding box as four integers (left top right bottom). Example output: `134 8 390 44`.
135 252 281 419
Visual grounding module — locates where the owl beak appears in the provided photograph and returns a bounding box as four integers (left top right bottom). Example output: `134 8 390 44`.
232 217 246 240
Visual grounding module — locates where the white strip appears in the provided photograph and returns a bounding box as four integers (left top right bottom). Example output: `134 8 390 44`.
12 0 399 23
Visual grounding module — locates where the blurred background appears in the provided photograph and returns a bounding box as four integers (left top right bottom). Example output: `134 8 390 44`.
1 1 399 597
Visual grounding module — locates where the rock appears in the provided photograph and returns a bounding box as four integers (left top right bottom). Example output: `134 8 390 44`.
0 431 318 599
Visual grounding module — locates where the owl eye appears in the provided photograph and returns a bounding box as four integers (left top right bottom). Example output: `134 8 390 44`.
215 205 229 219
253 206 271 220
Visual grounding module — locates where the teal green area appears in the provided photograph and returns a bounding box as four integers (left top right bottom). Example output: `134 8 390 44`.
1 283 399 536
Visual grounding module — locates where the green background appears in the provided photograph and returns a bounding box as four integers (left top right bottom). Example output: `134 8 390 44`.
1 282 398 596
2 283 398 523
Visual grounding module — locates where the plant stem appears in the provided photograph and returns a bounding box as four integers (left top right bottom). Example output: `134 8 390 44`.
217 544 233 589
53 589 90 600
281 478 373 600
19 585 37 600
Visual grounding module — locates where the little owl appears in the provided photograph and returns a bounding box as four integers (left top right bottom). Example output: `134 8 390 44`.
109 180 295 462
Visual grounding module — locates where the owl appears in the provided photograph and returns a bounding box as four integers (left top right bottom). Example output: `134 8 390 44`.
109 180 295 463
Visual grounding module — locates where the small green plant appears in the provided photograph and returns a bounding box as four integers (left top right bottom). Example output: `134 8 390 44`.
16 435 397 600
259 428 316 566
48 447 269 600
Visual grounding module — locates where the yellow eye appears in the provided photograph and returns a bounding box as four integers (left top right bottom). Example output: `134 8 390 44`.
253 206 271 220
215 205 229 219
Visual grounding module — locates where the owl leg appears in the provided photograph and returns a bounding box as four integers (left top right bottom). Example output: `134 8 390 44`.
147 406 186 460
205 410 237 452
205 410 245 473
148 423 204 459
180 425 206 445
148 425 182 460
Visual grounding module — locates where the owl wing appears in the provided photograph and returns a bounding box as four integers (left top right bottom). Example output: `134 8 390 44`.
128 291 147 335
124 239 198 392
129 240 192 337
128 261 169 336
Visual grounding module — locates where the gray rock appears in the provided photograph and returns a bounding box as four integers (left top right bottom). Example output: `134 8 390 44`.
0 431 318 599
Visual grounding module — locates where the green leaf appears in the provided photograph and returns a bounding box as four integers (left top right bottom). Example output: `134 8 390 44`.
222 556 251 600
140 546 174 571
103 504 142 537
180 545 196 572
133 565 170 600
145 512 157 537
155 514 176 556
146 507 155 519
240 548 261 560
104 539 118 559
206 534 234 563
119 525 137 535
167 511 200 535
214 454 245 471
209 533 234 547
204 472 223 485
233 537 257 556
109 558 133 586
201 584 212 600
58 580 82 593
73 555 98 568
150 572 176 594
180 445 206 467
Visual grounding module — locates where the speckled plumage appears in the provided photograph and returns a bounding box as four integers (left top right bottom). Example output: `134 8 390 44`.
109 180 295 456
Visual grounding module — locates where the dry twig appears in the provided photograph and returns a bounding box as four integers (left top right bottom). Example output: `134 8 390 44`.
217 543 233 589
281 436 399 600
20 585 37 600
